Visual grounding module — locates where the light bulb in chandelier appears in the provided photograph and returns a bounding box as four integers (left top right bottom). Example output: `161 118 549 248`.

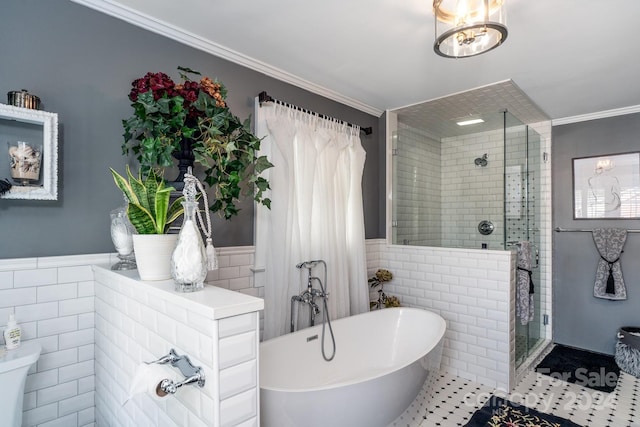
433 0 508 58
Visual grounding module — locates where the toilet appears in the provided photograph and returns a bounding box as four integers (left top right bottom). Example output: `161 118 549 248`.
0 341 41 427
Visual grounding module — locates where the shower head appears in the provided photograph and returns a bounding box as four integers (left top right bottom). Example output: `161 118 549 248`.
474 154 488 167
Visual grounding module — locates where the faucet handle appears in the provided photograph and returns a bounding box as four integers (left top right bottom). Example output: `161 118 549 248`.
311 288 328 298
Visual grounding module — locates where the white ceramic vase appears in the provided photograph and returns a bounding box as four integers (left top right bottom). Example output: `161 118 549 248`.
132 234 178 281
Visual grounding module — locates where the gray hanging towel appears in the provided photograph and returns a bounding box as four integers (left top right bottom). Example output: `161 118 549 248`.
516 241 535 325
593 228 627 300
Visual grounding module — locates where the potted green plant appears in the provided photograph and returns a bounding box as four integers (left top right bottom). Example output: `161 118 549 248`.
110 166 184 280
122 66 272 219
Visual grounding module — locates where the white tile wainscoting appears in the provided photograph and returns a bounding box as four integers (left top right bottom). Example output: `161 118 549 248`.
93 266 262 427
0 253 108 427
0 247 260 427
2 240 534 426
365 239 517 390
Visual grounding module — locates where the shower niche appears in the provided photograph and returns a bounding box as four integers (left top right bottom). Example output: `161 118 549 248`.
386 80 552 373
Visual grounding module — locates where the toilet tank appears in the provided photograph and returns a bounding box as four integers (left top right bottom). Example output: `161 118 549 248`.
0 341 41 427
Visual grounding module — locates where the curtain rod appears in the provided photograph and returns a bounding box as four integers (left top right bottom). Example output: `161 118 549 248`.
555 226 640 233
258 91 373 136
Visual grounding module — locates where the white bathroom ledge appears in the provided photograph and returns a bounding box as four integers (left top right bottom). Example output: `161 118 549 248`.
92 265 264 320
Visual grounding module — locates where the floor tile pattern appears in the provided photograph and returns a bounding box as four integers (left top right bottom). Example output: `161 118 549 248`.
390 369 639 427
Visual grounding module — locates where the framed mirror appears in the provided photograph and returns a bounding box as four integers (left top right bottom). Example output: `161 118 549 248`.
0 104 58 200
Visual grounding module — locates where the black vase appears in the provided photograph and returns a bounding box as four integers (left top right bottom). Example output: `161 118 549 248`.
170 137 195 191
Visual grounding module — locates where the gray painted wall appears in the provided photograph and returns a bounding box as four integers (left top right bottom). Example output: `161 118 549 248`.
552 112 640 354
0 1 382 259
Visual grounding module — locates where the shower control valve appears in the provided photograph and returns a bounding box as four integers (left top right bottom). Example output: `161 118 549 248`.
478 220 495 235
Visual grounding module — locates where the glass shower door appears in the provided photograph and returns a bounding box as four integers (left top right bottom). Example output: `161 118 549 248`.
504 112 544 367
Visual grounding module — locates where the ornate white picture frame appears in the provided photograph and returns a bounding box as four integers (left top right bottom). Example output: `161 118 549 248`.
0 104 58 200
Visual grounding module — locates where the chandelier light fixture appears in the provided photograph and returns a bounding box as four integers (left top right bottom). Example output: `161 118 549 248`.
433 0 508 58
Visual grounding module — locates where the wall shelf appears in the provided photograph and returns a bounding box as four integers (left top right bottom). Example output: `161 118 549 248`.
0 104 58 200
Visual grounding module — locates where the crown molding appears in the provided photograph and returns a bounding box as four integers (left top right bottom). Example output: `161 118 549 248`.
70 0 383 117
552 104 640 126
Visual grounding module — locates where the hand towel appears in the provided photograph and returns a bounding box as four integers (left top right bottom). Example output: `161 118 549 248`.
593 228 627 300
516 241 535 325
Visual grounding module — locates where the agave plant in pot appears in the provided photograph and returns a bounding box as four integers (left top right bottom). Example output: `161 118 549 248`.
111 166 184 280
122 66 272 219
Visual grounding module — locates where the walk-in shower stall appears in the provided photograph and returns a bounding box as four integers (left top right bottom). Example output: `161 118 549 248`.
387 81 552 371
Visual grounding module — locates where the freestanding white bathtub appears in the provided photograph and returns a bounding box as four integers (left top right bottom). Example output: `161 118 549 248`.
260 307 446 427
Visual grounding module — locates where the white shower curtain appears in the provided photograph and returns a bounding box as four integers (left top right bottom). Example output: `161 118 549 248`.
255 102 369 340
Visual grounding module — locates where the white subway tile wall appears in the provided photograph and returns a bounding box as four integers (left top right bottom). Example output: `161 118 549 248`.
94 265 260 427
365 240 516 390
440 128 509 249
1 196 552 426
394 123 442 246
0 247 262 427
0 254 108 427
206 247 264 340
390 118 553 372
206 247 262 300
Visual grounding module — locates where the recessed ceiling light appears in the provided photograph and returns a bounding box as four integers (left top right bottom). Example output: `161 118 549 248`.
456 118 485 126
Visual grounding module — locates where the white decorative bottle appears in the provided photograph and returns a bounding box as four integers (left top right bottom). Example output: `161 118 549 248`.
4 314 21 350
171 175 208 292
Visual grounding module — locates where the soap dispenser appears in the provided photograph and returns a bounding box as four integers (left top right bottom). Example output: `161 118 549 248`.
4 314 21 350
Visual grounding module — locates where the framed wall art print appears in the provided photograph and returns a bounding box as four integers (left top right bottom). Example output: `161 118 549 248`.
573 152 640 219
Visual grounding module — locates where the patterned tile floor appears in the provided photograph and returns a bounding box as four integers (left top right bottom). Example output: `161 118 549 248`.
390 369 640 427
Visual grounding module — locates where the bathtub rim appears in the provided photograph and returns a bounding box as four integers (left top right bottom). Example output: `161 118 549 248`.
260 306 446 392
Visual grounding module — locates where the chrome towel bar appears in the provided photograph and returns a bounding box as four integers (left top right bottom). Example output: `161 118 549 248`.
555 227 640 233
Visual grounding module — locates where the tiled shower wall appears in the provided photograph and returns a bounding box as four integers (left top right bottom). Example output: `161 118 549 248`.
394 124 543 251
504 126 540 245
393 120 553 342
393 123 441 246
440 129 505 249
